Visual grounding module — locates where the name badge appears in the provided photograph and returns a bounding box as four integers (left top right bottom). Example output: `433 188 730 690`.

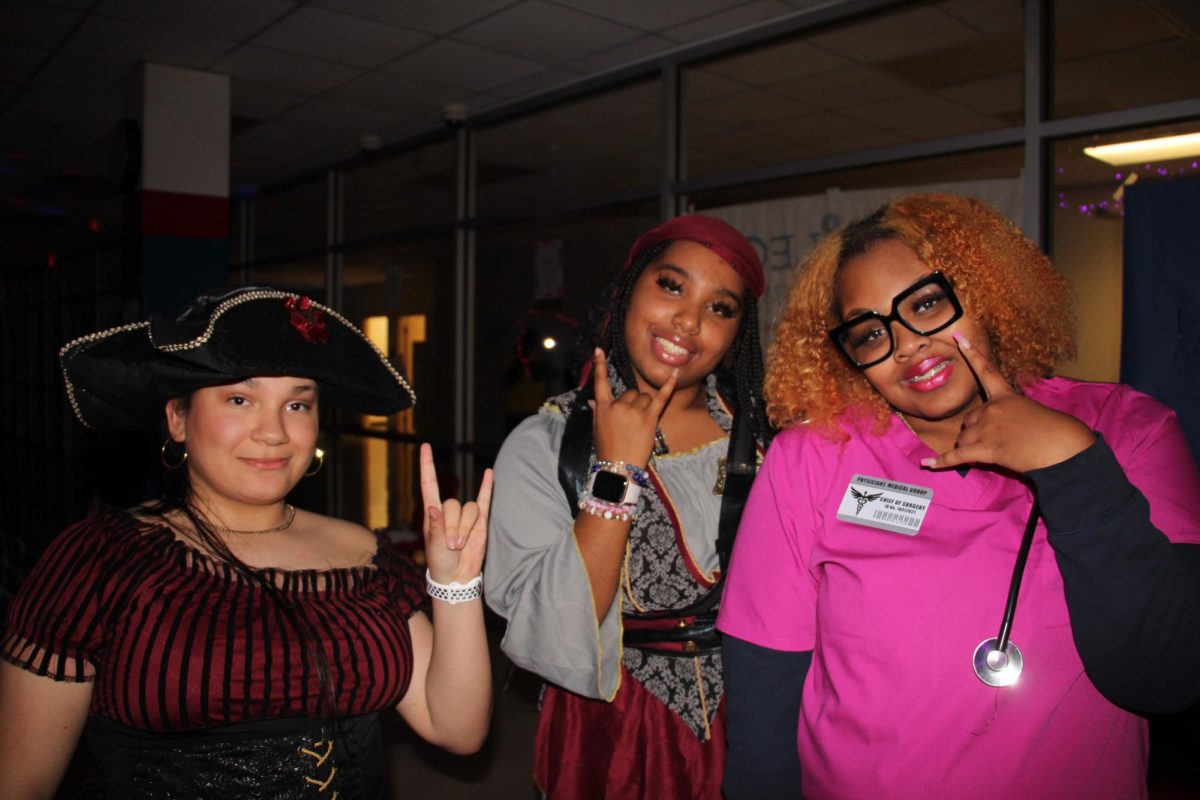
836 474 933 536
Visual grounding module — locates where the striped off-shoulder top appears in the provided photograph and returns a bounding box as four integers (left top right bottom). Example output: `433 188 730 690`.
1 508 426 732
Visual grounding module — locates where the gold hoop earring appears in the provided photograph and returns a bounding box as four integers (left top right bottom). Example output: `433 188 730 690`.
161 439 188 470
304 447 325 477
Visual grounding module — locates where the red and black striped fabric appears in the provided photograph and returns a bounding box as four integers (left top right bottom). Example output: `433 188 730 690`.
1 509 425 731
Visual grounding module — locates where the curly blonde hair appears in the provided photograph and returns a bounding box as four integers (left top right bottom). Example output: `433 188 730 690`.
765 193 1076 436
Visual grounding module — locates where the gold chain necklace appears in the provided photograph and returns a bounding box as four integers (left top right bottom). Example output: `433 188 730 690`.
212 503 297 535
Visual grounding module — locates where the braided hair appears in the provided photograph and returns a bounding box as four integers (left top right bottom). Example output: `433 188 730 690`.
573 240 773 449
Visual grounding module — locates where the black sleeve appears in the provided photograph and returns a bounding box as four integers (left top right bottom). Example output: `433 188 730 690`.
1027 436 1200 713
722 634 810 799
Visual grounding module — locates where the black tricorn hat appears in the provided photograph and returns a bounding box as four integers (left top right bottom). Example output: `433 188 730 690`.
60 287 416 430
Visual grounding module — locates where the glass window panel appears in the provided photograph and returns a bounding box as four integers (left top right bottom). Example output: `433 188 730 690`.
340 236 455 442
343 139 456 242
246 256 326 302
335 434 424 540
683 1 1024 182
690 146 1025 352
252 179 327 260
1053 0 1200 119
473 201 661 450
475 81 661 216
1050 119 1200 382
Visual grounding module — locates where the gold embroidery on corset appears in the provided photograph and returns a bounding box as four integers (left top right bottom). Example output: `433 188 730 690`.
298 739 333 767
298 738 339 794
304 767 337 791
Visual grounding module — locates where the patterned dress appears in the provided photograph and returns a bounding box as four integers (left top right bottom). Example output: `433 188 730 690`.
486 373 737 798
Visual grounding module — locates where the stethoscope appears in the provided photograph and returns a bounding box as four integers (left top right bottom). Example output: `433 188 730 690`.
972 502 1041 687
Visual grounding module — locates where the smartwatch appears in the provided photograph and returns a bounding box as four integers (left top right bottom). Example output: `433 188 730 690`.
587 468 642 506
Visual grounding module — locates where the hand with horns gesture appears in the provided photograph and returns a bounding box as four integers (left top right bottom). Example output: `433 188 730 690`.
420 443 492 586
921 332 1096 474
589 348 678 469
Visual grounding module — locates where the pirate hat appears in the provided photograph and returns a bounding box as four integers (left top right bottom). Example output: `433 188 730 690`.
60 287 416 430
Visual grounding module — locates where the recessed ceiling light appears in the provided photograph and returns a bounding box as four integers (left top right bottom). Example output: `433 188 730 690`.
1083 132 1200 166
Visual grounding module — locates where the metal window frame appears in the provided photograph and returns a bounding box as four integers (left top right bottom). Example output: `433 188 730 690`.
240 0 1200 517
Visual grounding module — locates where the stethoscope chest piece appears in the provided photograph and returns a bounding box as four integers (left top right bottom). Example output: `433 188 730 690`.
973 637 1023 687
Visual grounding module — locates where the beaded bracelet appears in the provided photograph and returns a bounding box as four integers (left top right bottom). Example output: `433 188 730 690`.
425 569 483 604
590 459 650 487
578 493 638 522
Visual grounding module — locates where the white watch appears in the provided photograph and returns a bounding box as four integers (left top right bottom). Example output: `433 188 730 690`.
586 468 642 505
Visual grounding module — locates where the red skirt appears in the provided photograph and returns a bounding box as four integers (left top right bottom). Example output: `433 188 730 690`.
534 666 726 799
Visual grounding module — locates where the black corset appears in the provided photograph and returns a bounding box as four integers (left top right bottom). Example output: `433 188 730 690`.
81 713 387 799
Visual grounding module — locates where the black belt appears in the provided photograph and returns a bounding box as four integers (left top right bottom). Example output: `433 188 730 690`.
622 611 722 656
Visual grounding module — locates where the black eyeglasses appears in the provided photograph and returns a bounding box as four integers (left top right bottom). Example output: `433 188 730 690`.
829 272 963 369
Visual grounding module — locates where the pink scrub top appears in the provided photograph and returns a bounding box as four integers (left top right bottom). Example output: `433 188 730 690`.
718 378 1200 799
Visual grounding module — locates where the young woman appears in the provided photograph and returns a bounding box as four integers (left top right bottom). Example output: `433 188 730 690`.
718 193 1200 799
0 287 493 799
484 215 772 798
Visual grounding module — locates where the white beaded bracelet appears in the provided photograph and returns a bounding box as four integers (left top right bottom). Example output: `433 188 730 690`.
425 569 483 604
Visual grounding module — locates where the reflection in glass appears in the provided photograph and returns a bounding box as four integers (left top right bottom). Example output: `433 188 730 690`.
1053 0 1200 119
1051 119 1200 382
475 81 661 216
252 180 327 260
683 2 1023 181
474 202 661 450
342 237 454 442
343 140 455 241
247 256 326 301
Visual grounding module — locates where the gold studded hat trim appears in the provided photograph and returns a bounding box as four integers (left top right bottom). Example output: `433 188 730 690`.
59 321 151 429
58 289 417 430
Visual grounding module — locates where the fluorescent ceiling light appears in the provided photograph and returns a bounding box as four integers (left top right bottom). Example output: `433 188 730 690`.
1083 132 1200 166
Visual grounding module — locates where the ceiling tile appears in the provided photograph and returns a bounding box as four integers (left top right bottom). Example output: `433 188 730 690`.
702 38 848 85
662 1 795 43
232 83 307 120
687 89 813 127
809 6 979 63
325 72 467 115
486 66 581 100
274 99 409 136
543 90 659 131
841 93 977 129
0 1 82 49
66 16 234 67
761 111 868 145
0 44 48 89
213 45 361 95
382 40 543 92
683 68 745 101
97 0 296 41
311 0 517 35
900 112 1004 141
455 1 641 64
550 0 748 32
770 65 918 109
938 74 1023 116
23 0 96 9
254 6 429 68
814 128 913 155
566 34 676 73
937 0 1023 35
32 53 127 94
18 86 121 121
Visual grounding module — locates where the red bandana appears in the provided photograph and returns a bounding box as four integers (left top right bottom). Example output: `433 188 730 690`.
623 214 764 298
